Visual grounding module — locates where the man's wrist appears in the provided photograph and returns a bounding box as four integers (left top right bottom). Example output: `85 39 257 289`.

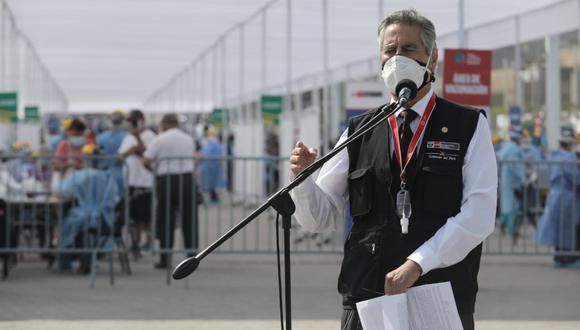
406 259 423 275
408 247 439 275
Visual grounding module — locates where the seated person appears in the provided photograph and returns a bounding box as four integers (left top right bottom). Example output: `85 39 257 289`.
51 118 88 191
56 144 119 273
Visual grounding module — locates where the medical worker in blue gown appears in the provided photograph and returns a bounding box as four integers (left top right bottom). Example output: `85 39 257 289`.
199 127 224 204
536 136 580 268
96 110 127 198
497 131 525 238
56 149 119 273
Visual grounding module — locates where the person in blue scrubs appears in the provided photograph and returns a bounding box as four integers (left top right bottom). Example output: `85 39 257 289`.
199 126 224 204
497 131 525 239
96 110 127 198
536 135 580 267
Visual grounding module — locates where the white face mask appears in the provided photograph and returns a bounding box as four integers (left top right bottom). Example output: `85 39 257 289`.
381 54 432 96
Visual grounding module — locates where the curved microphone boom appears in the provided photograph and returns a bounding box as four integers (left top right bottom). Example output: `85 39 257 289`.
395 79 418 107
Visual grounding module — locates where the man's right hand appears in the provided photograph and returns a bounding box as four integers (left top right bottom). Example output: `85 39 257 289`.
290 141 317 177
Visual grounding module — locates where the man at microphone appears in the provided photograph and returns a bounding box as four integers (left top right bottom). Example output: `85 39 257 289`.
289 9 497 330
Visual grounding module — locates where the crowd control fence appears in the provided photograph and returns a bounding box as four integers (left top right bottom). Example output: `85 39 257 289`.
1 154 579 284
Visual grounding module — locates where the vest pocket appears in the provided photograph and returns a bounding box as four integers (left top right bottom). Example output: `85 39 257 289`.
421 164 462 218
338 230 382 301
348 168 372 218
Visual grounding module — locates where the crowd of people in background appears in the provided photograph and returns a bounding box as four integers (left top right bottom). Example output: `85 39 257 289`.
3 109 580 272
494 129 580 268
0 109 232 273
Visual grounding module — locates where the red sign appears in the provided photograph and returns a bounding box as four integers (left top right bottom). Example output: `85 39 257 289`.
442 49 492 107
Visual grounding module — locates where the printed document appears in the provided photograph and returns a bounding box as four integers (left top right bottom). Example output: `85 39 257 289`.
356 282 463 330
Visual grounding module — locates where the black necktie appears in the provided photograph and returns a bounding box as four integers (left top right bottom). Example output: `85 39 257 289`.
399 109 418 163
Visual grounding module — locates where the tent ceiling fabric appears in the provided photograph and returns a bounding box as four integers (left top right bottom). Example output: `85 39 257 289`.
7 0 561 113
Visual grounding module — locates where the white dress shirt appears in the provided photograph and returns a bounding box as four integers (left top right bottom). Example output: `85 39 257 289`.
290 85 498 275
143 128 195 176
118 129 156 188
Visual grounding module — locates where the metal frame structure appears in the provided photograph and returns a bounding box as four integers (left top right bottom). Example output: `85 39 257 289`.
0 0 68 117
143 0 580 152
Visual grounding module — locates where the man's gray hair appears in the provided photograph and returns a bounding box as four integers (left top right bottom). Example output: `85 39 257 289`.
377 9 437 56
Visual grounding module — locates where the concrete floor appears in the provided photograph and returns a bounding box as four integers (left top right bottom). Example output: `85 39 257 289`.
0 253 579 329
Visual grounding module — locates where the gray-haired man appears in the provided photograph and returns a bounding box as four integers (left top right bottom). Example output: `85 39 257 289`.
144 114 198 269
290 9 497 329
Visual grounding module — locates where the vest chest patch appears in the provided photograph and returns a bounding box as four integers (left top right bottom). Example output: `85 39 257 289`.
426 140 460 151
425 151 460 162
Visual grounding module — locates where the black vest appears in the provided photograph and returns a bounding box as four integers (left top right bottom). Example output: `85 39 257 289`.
338 96 482 315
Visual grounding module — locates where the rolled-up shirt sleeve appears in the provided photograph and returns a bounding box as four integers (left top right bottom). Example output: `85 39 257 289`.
290 130 350 233
408 113 498 275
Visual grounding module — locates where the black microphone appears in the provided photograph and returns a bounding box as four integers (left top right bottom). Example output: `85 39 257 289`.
395 79 418 107
172 256 200 280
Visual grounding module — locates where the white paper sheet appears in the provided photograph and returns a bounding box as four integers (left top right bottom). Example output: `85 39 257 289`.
356 282 463 330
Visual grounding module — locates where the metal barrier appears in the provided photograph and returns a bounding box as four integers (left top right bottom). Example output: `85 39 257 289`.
152 157 580 266
0 154 345 284
150 156 344 261
1 154 579 283
489 159 580 262
153 157 580 261
0 154 133 285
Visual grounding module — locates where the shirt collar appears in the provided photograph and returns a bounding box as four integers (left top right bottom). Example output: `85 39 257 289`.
392 84 435 119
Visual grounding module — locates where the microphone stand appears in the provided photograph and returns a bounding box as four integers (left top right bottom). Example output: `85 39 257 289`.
173 99 406 330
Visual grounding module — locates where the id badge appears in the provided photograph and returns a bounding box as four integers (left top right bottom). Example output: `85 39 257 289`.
396 189 411 234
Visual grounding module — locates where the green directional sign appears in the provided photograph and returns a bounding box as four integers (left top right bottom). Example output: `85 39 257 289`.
24 105 40 122
0 92 18 123
261 95 283 126
211 108 224 128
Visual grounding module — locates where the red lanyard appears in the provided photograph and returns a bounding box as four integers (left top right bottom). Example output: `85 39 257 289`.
388 93 436 182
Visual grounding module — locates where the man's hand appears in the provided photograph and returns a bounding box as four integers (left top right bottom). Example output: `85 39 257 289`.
143 157 153 171
384 259 422 295
132 145 146 156
290 141 317 177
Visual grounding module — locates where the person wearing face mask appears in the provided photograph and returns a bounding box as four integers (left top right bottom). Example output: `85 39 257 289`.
289 9 497 330
118 109 156 253
52 118 88 178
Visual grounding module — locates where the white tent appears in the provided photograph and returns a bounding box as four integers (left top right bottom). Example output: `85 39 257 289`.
3 0 572 113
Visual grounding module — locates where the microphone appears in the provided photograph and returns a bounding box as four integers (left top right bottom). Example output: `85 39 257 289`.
172 256 201 280
395 79 418 107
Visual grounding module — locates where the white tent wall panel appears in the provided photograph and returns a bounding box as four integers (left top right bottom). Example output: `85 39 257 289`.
519 0 579 43
278 107 320 190
461 0 580 52
0 124 16 150
278 112 293 190
466 18 516 50
16 123 40 151
231 121 264 203
329 82 343 142
436 34 460 58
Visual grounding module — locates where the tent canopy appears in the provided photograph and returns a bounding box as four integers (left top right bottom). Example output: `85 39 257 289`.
6 0 563 113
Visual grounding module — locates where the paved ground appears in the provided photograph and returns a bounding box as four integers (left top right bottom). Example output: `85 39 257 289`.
1 252 579 329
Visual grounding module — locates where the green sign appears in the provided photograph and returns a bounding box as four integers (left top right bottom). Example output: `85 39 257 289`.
24 105 40 122
0 92 18 123
261 95 283 126
211 108 224 128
